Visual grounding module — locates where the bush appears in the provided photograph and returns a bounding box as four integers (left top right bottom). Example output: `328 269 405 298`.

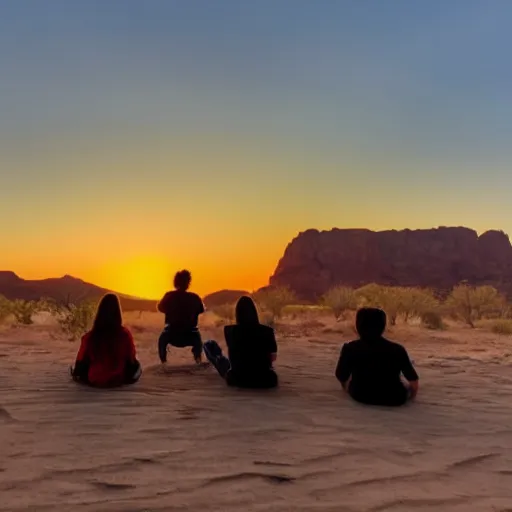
322 286 358 321
400 288 440 323
211 303 236 324
260 311 276 328
254 287 296 321
10 299 39 325
421 310 445 330
58 301 97 341
446 284 505 328
490 319 512 335
355 284 403 325
0 295 12 323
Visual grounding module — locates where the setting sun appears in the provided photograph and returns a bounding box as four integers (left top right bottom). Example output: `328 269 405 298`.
94 255 174 300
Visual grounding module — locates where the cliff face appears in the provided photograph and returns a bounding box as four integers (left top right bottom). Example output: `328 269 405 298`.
268 227 512 300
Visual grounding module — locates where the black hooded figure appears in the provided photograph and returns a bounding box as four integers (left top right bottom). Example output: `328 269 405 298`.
335 308 419 406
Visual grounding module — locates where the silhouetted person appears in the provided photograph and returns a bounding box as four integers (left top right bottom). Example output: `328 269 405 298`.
335 307 418 406
203 296 278 389
71 293 142 388
157 270 205 364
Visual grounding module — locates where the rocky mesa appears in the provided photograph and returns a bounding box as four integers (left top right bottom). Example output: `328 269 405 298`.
268 227 512 300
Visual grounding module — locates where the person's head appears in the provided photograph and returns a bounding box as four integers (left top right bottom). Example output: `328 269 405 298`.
355 307 386 340
90 293 123 340
235 295 259 325
174 270 192 291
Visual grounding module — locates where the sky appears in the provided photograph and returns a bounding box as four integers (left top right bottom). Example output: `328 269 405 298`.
1 0 512 299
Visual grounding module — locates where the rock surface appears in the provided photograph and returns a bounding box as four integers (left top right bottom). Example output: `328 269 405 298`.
268 227 512 300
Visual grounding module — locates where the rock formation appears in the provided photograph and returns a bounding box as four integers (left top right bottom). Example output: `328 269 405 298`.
268 227 512 300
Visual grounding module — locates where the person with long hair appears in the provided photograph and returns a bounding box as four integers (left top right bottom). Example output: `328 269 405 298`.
203 296 278 389
157 269 205 364
335 307 419 406
71 294 142 388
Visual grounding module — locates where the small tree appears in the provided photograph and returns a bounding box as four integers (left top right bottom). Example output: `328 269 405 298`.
322 286 358 321
11 299 39 325
254 287 296 321
58 301 97 341
446 284 505 328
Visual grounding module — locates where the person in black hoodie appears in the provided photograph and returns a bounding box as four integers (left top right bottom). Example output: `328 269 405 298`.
203 296 278 389
335 307 419 406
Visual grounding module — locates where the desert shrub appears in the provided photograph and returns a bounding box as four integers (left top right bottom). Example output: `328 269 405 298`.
490 319 512 335
10 299 39 325
446 284 506 328
400 288 440 323
321 286 358 321
254 287 296 321
0 295 12 323
356 284 441 325
260 311 276 328
355 284 405 325
58 301 97 341
211 303 236 324
37 297 61 315
421 310 445 330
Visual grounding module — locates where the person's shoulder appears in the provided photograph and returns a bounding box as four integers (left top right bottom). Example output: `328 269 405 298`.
343 339 360 348
187 291 202 300
382 337 407 352
258 324 274 334
81 331 92 341
161 290 175 300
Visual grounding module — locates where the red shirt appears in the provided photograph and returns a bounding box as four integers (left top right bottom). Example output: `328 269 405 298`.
76 327 136 387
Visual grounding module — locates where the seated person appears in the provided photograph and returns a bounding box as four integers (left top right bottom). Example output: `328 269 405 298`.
71 293 142 388
335 307 418 406
157 269 205 364
203 296 278 389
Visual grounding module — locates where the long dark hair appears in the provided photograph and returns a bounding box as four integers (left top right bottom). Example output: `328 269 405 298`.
88 293 124 357
235 296 259 326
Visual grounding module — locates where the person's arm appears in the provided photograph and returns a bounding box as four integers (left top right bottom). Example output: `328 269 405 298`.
408 380 419 400
72 334 90 381
124 328 137 362
400 346 419 400
224 326 233 350
335 344 352 391
197 295 205 316
157 293 169 313
268 328 278 362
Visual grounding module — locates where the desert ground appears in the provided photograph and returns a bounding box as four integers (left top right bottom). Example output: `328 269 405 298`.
1 311 512 512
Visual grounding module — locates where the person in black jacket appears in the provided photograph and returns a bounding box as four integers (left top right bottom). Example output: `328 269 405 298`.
336 307 419 406
203 296 278 388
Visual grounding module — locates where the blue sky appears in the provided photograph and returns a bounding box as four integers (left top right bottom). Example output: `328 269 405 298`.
1 0 511 295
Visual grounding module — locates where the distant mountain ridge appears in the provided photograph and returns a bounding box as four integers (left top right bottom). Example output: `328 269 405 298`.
202 289 250 308
0 272 157 311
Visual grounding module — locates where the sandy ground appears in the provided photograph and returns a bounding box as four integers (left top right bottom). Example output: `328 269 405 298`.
1 312 512 511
